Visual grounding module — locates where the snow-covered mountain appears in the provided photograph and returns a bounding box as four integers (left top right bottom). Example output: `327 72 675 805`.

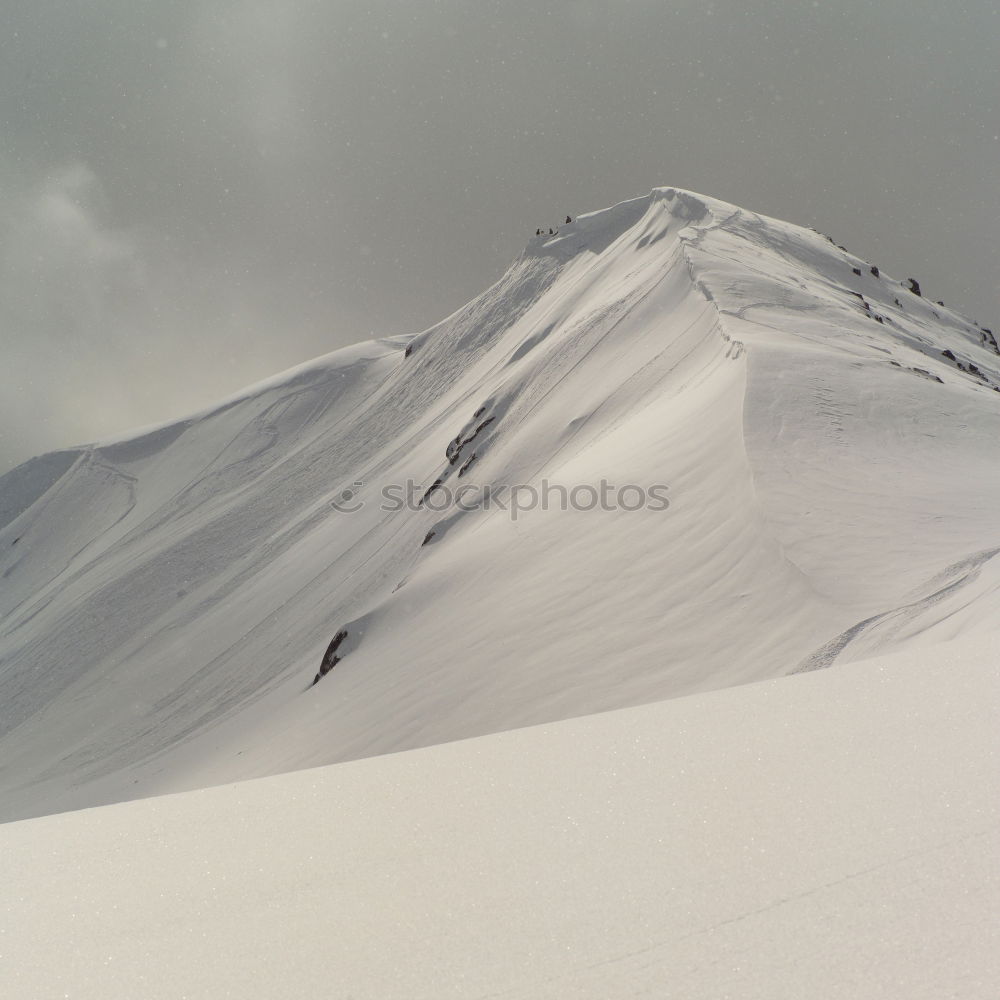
2 187 999 822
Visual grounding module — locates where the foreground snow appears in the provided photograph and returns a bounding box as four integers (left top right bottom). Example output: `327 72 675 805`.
2 187 998 821
2 635 998 999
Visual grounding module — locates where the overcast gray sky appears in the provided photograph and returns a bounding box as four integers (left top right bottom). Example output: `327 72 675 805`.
1 0 997 473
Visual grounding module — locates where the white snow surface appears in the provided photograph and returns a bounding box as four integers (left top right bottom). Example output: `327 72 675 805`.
1 187 999 822
2 635 998 999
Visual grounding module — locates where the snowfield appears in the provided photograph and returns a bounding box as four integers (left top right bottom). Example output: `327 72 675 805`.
0 186 998 995
2 635 998 999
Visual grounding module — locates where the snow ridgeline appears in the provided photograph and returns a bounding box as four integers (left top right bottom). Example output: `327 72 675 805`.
0 187 998 821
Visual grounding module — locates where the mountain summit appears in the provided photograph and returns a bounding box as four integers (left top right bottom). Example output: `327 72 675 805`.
2 188 998 820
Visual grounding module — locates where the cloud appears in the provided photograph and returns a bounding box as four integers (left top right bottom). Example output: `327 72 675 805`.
0 161 305 474
0 158 333 475
3 164 145 343
0 165 151 469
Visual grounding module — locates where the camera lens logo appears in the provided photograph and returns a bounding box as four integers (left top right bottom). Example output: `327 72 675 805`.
330 482 365 513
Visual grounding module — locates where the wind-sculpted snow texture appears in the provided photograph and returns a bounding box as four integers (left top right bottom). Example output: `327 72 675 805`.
0 188 998 820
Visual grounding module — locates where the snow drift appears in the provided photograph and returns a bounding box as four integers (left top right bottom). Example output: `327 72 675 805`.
1 187 998 821
2 634 998 999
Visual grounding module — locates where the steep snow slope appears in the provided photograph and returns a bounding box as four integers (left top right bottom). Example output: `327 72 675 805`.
2 635 998 999
1 188 998 820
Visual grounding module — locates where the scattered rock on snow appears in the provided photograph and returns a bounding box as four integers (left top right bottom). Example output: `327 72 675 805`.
446 415 495 466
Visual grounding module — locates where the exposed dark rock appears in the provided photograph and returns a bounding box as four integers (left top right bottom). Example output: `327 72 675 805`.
912 368 943 383
313 629 349 685
894 298 903 308
981 329 999 354
473 406 486 419
905 278 922 296
942 349 956 361
422 530 436 546
870 265 880 277
404 342 415 358
852 267 862 276
859 297 885 324
458 453 476 477
419 478 444 505
936 300 944 307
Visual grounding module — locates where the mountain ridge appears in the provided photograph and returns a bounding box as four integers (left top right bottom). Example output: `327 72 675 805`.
1 187 998 821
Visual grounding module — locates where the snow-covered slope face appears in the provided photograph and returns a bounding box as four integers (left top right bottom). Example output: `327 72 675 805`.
4 636 998 1000
1 188 998 820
